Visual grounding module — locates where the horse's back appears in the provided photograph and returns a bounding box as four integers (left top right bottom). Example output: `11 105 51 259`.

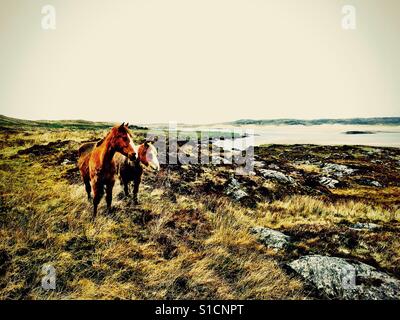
78 142 97 157
114 153 139 182
114 153 128 174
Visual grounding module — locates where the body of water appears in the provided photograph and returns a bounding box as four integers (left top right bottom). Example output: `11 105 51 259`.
200 125 400 149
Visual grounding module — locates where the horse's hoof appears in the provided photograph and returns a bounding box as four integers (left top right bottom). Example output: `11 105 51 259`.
107 207 115 215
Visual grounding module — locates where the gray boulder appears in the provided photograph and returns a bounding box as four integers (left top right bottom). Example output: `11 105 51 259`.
322 163 356 178
356 178 383 188
62 159 71 165
349 223 381 231
253 160 266 168
250 226 291 249
268 164 280 170
370 181 382 187
288 255 400 300
225 177 248 201
259 169 295 184
319 176 339 188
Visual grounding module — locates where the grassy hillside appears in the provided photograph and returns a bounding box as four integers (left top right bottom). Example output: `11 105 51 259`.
0 122 399 299
0 115 146 131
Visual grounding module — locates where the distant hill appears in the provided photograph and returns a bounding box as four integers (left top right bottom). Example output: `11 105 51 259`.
0 115 147 130
2 115 399 130
228 117 400 126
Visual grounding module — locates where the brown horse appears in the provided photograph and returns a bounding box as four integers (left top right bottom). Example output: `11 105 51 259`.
78 123 136 218
114 141 160 204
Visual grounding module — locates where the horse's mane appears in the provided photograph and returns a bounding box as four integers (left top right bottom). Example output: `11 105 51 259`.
95 124 131 148
96 126 118 147
96 137 105 147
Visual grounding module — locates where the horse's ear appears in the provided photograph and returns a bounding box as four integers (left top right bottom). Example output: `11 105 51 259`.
144 136 157 145
126 122 129 127
118 122 126 132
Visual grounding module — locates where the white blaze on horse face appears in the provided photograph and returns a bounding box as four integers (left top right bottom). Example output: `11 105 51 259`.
128 135 137 156
131 142 139 156
146 144 160 171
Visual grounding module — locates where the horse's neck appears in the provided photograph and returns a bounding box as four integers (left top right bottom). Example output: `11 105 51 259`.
98 137 116 166
137 144 146 165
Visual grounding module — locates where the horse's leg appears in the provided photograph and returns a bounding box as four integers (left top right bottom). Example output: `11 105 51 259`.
79 157 91 200
92 180 103 220
106 179 115 213
117 168 129 197
84 177 92 200
122 178 129 197
133 173 142 205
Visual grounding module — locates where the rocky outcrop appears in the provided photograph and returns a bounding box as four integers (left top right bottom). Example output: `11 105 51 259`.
252 160 266 168
267 164 280 170
369 181 382 187
322 163 356 178
61 159 72 165
288 255 400 300
259 169 295 184
349 223 381 231
356 178 382 188
250 226 292 249
319 176 339 188
225 177 248 201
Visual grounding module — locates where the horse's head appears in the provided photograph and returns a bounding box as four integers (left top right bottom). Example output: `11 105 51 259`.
111 123 136 161
137 141 160 171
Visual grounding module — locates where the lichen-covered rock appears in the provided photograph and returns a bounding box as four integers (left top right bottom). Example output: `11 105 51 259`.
319 176 339 188
288 255 400 300
356 178 382 187
350 223 381 231
259 169 295 184
253 160 266 168
370 181 382 187
250 226 291 249
268 164 280 170
225 177 248 201
61 159 71 165
322 163 356 178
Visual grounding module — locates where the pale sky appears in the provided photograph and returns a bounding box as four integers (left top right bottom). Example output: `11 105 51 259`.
0 0 399 124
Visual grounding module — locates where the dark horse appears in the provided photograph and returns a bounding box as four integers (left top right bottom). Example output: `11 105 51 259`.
78 123 136 218
114 141 160 204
